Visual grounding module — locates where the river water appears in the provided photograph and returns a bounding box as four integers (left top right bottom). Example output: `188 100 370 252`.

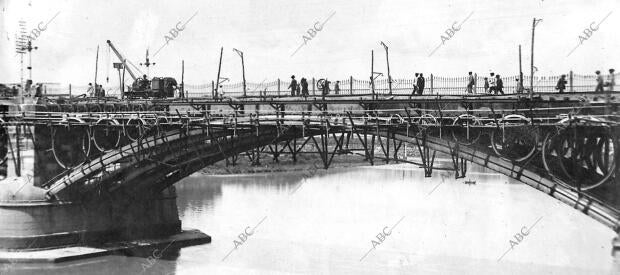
5 162 618 274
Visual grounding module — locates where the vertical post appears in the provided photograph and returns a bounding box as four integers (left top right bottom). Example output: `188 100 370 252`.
530 18 541 99
117 66 122 98
233 48 246 97
380 42 392 95
121 64 126 99
215 47 223 98
277 79 281 97
312 77 316 96
350 76 353 95
69 84 72 98
211 80 215 98
519 44 523 94
430 74 434 94
569 70 574 93
181 60 185 99
371 50 375 98
241 53 246 97
473 73 477 94
94 45 99 96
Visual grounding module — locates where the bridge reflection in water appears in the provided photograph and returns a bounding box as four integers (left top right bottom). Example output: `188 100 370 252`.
0 93 619 263
4 165 617 274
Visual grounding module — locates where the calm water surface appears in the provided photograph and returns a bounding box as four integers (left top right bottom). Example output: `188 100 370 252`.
7 163 618 274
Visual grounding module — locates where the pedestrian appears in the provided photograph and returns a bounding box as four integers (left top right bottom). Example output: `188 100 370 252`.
483 78 489 94
516 77 524 94
35 83 42 97
416 73 425 95
296 82 301 96
606 68 615 92
300 78 309 97
595 70 604 92
334 81 340 95
324 80 331 95
25 80 32 96
411 73 419 96
288 75 298 96
219 85 225 101
87 83 94 97
466 72 475 94
99 85 105 97
495 75 504 95
555 75 567 93
11 86 18 97
488 73 496 94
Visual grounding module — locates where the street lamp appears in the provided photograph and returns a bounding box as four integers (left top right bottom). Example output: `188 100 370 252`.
380 41 392 95
233 48 247 97
530 18 543 98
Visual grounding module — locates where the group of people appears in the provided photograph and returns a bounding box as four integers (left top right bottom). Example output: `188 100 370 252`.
410 73 426 95
86 83 106 97
282 69 617 97
555 69 615 93
288 75 318 97
4 80 44 97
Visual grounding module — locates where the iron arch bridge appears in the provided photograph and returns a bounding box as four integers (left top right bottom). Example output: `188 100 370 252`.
1 95 619 233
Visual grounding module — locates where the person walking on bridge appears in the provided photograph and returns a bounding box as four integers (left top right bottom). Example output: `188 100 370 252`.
466 72 475 94
495 75 504 95
488 73 497 94
300 78 309 97
334 81 340 95
411 73 419 96
87 83 94 97
595 70 604 92
606 68 615 92
288 75 298 96
417 73 425 95
555 75 567 93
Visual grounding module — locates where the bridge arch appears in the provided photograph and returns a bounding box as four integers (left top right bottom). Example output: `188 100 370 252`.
43 118 620 233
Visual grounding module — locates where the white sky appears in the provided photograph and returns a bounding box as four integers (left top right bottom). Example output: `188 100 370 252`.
1 0 619 85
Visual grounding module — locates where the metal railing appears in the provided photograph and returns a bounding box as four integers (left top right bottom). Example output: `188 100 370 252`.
12 71 617 99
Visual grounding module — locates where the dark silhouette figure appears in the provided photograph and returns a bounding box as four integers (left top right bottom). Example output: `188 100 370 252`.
488 73 496 94
467 72 475 94
334 81 340 95
555 75 567 93
35 84 42 97
416 73 425 95
495 75 504 95
300 78 309 97
288 75 298 96
412 73 419 96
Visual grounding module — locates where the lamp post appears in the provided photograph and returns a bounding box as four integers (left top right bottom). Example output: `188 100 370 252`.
233 48 247 97
380 41 392 95
530 18 542 98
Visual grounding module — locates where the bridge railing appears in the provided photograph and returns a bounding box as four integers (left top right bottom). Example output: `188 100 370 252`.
16 71 614 99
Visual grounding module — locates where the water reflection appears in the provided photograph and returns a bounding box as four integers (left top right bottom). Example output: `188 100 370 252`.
6 162 618 274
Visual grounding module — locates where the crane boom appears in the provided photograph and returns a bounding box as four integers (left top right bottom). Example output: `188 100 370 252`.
106 40 138 81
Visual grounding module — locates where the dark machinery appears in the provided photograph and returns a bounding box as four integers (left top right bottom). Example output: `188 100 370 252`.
107 40 178 98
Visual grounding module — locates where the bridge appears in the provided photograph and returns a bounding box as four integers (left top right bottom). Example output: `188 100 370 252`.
0 91 619 261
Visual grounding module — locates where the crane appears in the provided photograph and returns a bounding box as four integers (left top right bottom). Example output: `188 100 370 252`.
106 40 138 81
105 39 178 98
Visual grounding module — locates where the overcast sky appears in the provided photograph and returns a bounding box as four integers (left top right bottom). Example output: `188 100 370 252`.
1 0 619 85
